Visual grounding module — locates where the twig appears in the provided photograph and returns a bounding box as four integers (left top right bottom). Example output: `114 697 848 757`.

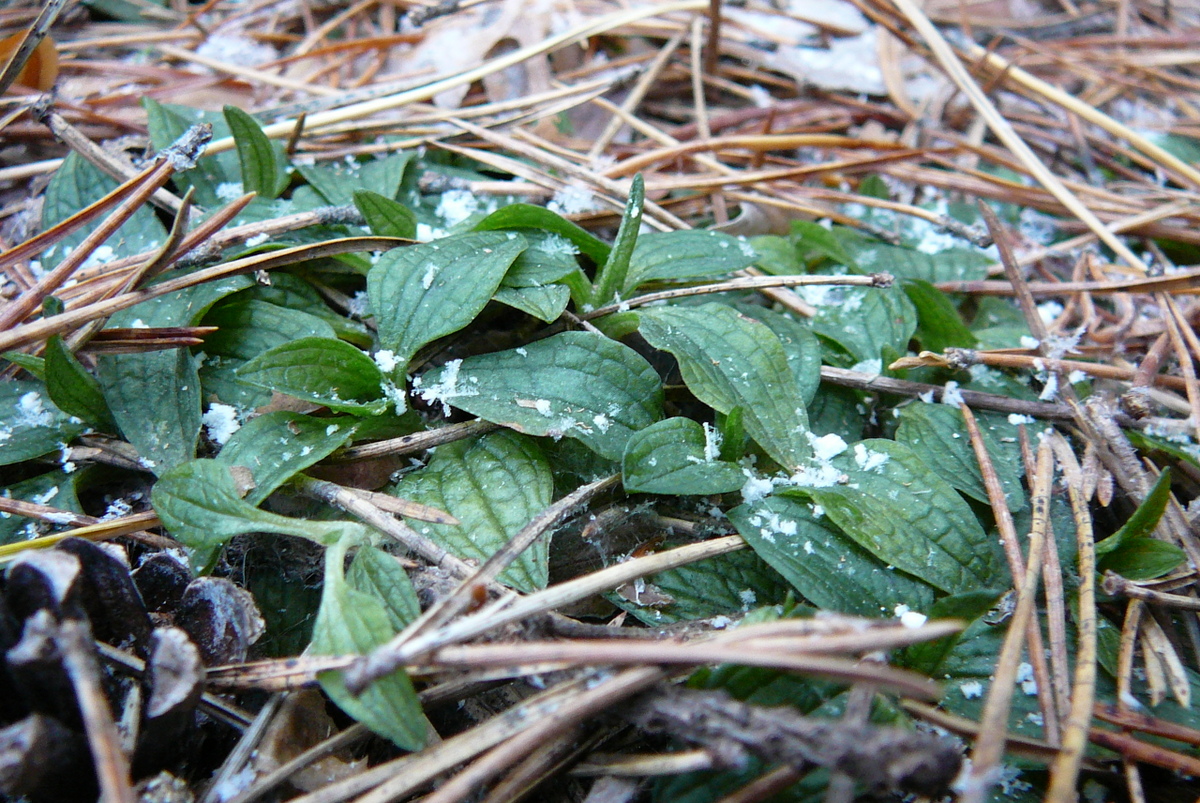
959 438 1054 803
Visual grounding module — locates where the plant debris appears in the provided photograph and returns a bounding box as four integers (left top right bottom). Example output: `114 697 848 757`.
4 0 1200 801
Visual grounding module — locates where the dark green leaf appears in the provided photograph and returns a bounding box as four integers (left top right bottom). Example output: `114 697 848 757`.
843 240 990 283
393 431 553 591
788 220 857 269
623 230 758 291
613 547 789 626
152 459 349 568
215 412 356 505
143 100 238 207
591 174 644 305
98 348 201 474
637 303 810 470
296 152 412 206
474 203 610 264
44 335 115 430
0 381 86 466
41 152 168 269
901 590 1005 675
199 299 337 408
786 439 1005 594
354 190 417 239
729 496 936 617
1098 539 1186 581
368 232 526 370
493 285 571 323
413 331 663 461
803 283 917 366
236 337 389 415
1095 467 1172 555
311 542 426 750
97 271 252 473
2 351 45 380
736 306 822 406
224 105 287 199
622 418 745 495
0 469 88 545
346 545 421 631
903 279 978 352
894 403 1025 511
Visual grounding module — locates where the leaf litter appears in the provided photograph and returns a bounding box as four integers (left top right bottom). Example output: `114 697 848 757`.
3 0 1200 801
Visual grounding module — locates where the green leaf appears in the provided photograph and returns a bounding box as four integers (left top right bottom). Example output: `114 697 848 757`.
901 590 1004 675
637 303 810 470
728 496 936 617
474 203 610 265
215 412 356 505
612 547 788 626
591 174 644 306
224 105 288 199
785 439 1005 594
236 337 389 415
98 348 201 474
903 279 978 352
199 299 338 408
0 469 88 545
0 381 86 466
311 541 426 750
622 418 745 495
368 232 527 370
1095 467 1172 556
41 152 168 269
622 230 758 291
2 351 45 380
894 403 1025 511
493 285 571 323
241 272 370 346
296 152 413 206
346 545 422 631
97 271 252 473
413 331 663 461
44 335 115 430
152 459 349 569
143 100 238 207
842 239 990 283
736 306 822 406
1099 539 1186 581
803 283 917 366
790 220 857 268
393 431 553 591
354 190 417 239
501 231 582 288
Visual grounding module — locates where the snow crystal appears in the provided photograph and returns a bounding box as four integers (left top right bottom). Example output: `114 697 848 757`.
215 182 245 202
435 189 479 226
1019 336 1040 350
853 443 889 472
534 399 553 416
959 680 984 699
202 403 241 445
412 360 479 415
738 589 757 608
941 380 964 407
592 414 611 433
702 422 722 462
1016 661 1038 696
373 349 399 373
741 473 777 504
1007 414 1033 425
244 232 270 247
1036 300 1064 324
421 263 440 289
548 182 598 215
16 392 54 428
807 432 848 461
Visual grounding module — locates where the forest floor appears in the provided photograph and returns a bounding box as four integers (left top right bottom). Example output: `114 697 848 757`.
4 0 1200 802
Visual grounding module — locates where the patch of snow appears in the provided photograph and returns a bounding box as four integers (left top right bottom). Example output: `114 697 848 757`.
411 359 479 415
941 381 964 407
202 403 241 445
